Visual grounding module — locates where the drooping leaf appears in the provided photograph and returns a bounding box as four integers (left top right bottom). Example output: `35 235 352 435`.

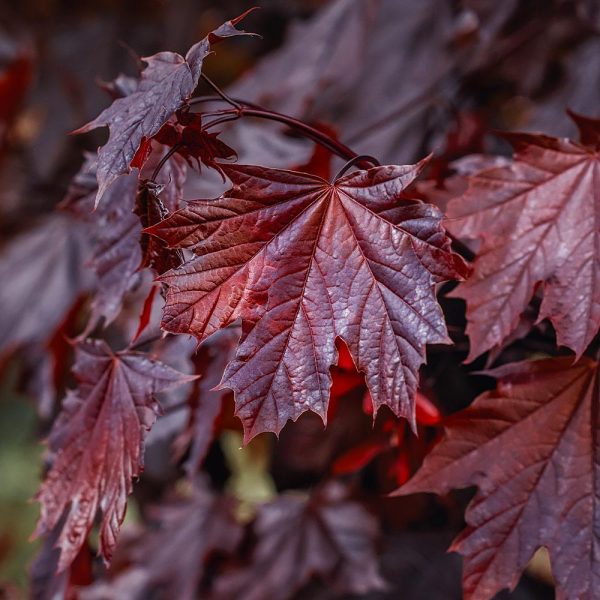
75 11 255 205
33 339 194 572
397 356 600 600
447 113 600 360
215 483 385 599
147 162 468 439
85 170 142 327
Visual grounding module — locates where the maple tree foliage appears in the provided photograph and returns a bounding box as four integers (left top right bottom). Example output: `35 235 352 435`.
84 480 243 600
447 112 600 360
2 2 600 599
33 339 193 571
397 357 600 600
147 162 468 439
74 11 254 205
215 483 386 599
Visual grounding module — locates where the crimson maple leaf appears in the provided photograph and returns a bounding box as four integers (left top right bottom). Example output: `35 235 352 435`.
87 480 242 600
215 483 385 598
447 112 600 360
33 339 194 572
146 162 468 439
75 11 255 205
397 356 600 600
155 113 237 175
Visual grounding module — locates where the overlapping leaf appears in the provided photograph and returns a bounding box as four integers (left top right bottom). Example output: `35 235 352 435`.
397 356 600 600
215 483 385 598
147 162 468 439
82 480 242 600
34 339 194 571
63 146 186 327
75 11 254 205
447 113 600 360
154 112 237 175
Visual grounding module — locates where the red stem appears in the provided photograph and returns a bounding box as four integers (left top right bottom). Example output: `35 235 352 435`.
202 106 376 170
150 142 183 181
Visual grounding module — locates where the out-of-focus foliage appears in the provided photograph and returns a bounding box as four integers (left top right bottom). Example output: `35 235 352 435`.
2 0 599 598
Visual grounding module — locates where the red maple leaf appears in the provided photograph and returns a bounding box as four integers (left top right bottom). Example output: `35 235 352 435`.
105 480 242 600
397 356 600 599
33 339 194 572
447 112 600 360
333 389 442 486
75 11 255 205
146 162 468 439
215 483 385 598
155 113 237 175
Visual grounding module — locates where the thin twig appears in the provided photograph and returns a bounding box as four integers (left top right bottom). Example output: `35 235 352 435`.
150 142 183 181
200 73 242 110
201 106 376 169
188 95 263 110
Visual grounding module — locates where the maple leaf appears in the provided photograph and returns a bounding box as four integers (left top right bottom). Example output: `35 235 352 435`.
155 113 237 175
92 480 242 600
332 390 442 486
147 162 468 439
85 171 142 327
447 113 600 360
396 356 600 600
75 11 255 205
33 339 194 572
215 483 385 598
